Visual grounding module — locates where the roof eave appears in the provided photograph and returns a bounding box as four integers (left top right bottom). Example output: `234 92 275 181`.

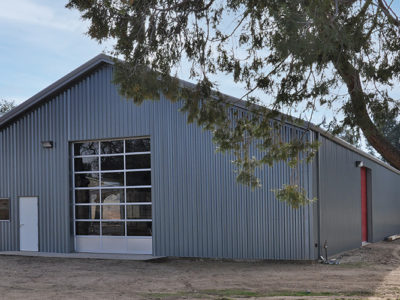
1 53 398 175
0 53 114 129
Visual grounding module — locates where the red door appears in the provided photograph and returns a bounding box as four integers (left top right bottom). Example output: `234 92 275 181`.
361 167 368 242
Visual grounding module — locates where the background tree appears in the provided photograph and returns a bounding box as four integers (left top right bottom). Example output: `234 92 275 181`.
365 102 400 159
0 99 15 114
67 0 400 205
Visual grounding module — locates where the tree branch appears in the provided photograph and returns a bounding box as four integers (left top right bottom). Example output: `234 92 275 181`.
377 0 400 28
152 0 216 13
333 55 400 169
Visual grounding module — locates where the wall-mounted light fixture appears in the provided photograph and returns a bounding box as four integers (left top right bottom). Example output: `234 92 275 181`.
355 160 364 168
41 141 54 149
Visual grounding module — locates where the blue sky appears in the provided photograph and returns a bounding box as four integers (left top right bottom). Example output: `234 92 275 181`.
0 0 248 105
0 0 110 104
1 0 399 129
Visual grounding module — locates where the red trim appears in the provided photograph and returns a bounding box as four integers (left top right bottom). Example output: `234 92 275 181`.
361 167 368 242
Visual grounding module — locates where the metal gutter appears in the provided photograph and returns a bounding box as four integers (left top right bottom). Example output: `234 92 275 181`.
311 125 400 176
316 131 322 258
179 78 400 176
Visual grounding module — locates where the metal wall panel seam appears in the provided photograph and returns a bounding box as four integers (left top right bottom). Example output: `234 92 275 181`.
0 64 317 259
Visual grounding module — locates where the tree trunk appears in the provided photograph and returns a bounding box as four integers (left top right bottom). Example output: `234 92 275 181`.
334 56 400 170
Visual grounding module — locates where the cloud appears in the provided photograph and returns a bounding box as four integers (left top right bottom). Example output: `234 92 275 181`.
0 0 81 31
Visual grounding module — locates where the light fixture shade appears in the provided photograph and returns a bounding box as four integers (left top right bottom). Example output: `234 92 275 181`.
41 141 54 149
355 160 364 168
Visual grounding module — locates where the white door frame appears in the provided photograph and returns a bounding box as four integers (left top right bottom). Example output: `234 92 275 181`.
19 197 39 251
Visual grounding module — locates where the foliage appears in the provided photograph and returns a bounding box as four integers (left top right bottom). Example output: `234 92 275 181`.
273 184 316 209
0 99 15 114
366 102 400 159
67 0 400 207
370 99 400 150
382 123 400 152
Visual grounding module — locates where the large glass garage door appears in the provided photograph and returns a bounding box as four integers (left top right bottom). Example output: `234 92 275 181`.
72 138 152 254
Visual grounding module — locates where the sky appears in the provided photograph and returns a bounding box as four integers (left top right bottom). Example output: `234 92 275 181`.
0 0 329 127
0 0 399 131
0 0 248 105
0 0 109 104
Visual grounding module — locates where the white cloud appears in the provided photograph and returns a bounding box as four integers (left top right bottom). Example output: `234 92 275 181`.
0 0 81 31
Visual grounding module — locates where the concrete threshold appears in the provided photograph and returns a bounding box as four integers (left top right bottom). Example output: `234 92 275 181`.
0 251 165 261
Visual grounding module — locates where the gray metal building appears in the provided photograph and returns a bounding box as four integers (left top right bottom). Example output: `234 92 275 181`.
0 54 399 260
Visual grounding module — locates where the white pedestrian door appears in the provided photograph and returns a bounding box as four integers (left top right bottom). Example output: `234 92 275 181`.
19 197 39 251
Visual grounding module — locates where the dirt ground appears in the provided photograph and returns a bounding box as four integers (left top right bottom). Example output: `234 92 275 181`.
0 239 399 300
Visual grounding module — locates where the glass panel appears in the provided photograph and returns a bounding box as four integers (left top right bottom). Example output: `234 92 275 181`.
126 205 152 219
101 156 124 171
75 190 100 204
102 205 125 220
100 140 123 154
101 189 124 204
126 171 151 186
75 173 99 188
100 172 124 186
126 188 151 203
74 157 99 172
0 199 9 221
127 222 152 236
126 154 150 169
74 142 98 156
73 139 152 238
126 139 150 153
75 221 100 235
102 222 125 236
75 205 100 220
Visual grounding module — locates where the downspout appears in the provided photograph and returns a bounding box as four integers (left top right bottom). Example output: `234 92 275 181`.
316 131 322 258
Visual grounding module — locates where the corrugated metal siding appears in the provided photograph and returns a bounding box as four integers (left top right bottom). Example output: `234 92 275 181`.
370 164 400 241
0 64 315 259
318 135 400 255
152 101 315 259
0 91 70 252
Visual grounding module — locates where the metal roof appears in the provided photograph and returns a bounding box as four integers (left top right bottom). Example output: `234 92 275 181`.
1 53 398 175
0 54 112 130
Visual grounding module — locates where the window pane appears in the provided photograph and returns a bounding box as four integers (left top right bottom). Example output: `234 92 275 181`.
102 222 125 236
75 173 99 187
126 189 151 203
102 205 125 220
126 205 152 219
74 157 99 172
127 222 152 236
76 221 100 235
100 140 123 154
0 199 9 221
75 190 100 204
75 205 100 220
74 142 98 156
126 139 150 153
101 189 124 204
101 156 124 171
126 154 150 169
126 171 151 186
101 172 124 186
73 139 152 239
